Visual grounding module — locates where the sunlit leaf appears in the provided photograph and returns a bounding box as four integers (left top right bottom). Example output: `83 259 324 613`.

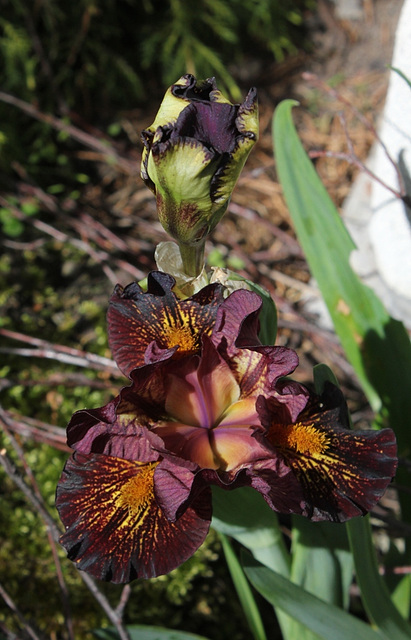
347 517 411 640
211 486 290 574
272 98 411 528
219 533 267 640
242 553 387 640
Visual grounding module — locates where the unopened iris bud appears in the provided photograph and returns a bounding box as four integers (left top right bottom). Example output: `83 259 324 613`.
141 74 258 275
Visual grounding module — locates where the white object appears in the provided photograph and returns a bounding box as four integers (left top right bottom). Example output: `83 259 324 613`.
368 0 411 306
344 0 411 328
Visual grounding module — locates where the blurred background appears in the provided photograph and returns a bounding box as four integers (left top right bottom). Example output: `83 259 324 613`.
0 1 404 638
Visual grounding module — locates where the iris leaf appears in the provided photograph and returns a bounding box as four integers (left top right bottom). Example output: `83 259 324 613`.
219 533 267 640
212 487 292 639
346 516 411 640
211 486 290 574
273 103 411 633
242 553 387 640
93 626 211 639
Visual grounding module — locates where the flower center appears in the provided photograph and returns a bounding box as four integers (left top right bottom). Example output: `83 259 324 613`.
268 421 328 455
118 463 158 515
162 323 198 355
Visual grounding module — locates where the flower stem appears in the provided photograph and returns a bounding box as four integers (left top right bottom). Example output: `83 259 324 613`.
178 239 206 277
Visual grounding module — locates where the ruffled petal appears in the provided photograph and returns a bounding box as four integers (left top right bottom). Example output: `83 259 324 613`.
212 289 263 352
56 452 212 583
257 384 397 522
164 338 240 428
108 271 223 377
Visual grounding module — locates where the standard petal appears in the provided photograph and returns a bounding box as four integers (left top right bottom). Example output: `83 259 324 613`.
172 101 237 154
56 452 212 583
212 288 263 351
154 421 219 469
258 385 398 522
211 426 266 472
212 290 299 391
108 271 223 377
164 339 240 428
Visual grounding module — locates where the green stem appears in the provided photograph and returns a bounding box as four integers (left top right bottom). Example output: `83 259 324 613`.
178 239 206 277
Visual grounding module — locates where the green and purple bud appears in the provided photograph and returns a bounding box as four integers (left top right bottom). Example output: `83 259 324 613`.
141 75 258 276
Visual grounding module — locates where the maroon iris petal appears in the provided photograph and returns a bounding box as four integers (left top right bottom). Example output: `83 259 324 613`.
212 288 263 351
172 102 237 154
56 452 212 583
108 271 224 377
255 383 397 522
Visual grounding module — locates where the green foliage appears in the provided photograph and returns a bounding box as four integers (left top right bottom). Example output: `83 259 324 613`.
93 625 212 639
219 533 267 640
242 553 385 640
0 0 312 178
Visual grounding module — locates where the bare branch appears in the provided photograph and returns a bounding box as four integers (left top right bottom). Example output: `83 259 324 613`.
0 582 44 640
0 412 131 640
0 91 137 176
115 585 132 620
0 410 69 451
302 72 411 206
0 328 122 376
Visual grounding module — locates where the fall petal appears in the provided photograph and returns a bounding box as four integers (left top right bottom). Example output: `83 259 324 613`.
108 271 223 376
248 458 309 515
56 452 212 583
258 385 398 522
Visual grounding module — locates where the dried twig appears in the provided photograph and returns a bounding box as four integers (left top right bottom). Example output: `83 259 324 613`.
0 328 122 376
0 410 75 640
229 201 303 256
0 91 137 175
0 194 145 283
0 582 44 640
302 72 411 207
0 417 131 640
0 409 69 452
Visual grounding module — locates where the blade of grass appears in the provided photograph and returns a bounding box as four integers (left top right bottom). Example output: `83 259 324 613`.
346 516 411 640
242 553 387 640
212 486 293 638
219 533 267 640
314 363 411 635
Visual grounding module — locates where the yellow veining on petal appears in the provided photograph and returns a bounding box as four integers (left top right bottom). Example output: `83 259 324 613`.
117 462 158 516
162 323 197 353
269 421 328 456
157 307 210 357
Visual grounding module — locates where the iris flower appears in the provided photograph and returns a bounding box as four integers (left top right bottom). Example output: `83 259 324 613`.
56 273 397 583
